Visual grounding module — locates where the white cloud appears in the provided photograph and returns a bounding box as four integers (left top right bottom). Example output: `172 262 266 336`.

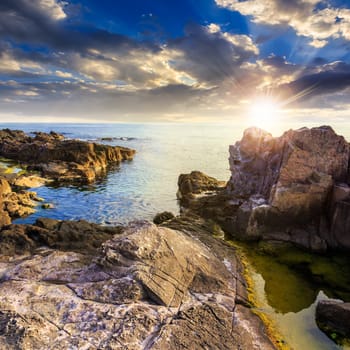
55 70 73 78
15 90 39 96
36 0 67 21
207 23 221 33
215 0 350 46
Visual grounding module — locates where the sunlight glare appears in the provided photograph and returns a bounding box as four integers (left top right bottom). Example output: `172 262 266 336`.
248 98 281 133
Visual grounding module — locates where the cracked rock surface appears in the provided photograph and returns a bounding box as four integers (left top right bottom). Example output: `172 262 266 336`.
0 220 275 349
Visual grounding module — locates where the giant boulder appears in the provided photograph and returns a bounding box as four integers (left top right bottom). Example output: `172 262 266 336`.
226 126 350 251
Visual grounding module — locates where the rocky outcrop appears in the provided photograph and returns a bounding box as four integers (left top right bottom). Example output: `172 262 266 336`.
0 218 122 256
0 220 275 350
316 299 350 345
0 178 11 227
177 171 228 216
179 126 350 251
0 129 135 183
0 176 43 229
177 171 226 202
224 126 350 251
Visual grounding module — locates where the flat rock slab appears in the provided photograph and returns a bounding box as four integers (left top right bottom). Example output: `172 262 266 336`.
0 220 275 350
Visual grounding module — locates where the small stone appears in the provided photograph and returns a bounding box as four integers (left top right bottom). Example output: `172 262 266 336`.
41 203 54 209
153 211 175 224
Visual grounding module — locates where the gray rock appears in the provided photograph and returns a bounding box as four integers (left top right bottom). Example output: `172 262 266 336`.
316 299 350 344
0 220 275 350
181 126 350 251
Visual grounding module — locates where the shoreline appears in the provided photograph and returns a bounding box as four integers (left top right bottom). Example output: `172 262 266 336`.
1 126 350 349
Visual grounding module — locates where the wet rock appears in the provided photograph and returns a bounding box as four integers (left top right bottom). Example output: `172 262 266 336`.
0 129 136 183
41 203 54 209
153 211 175 224
316 299 350 345
0 178 12 227
12 174 48 188
0 178 11 195
0 219 122 256
177 171 226 201
0 177 43 228
0 220 275 349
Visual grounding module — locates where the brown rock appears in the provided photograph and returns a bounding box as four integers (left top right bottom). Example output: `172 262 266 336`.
0 129 136 183
177 170 226 200
0 219 123 256
225 126 350 250
12 175 48 188
153 211 175 224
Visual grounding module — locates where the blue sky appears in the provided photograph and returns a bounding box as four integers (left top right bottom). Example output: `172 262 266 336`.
0 0 350 128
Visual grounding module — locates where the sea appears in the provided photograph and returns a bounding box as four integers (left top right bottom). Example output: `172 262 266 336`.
5 122 239 225
1 122 350 350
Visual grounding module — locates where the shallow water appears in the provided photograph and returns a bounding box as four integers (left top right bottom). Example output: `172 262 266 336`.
238 243 350 350
2 122 350 350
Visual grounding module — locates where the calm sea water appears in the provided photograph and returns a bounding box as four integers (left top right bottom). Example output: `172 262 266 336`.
3 122 241 225
2 122 350 350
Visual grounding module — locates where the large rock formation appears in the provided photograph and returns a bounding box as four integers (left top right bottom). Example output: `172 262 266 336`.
177 126 350 251
0 219 275 350
0 129 135 183
225 126 350 251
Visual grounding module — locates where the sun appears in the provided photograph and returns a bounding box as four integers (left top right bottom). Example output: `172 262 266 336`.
248 98 281 132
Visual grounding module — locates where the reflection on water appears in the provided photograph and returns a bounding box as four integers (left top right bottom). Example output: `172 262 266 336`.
249 252 318 314
239 243 350 350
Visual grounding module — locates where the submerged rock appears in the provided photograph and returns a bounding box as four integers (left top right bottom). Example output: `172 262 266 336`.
152 211 175 224
316 299 350 345
0 220 275 350
0 129 136 183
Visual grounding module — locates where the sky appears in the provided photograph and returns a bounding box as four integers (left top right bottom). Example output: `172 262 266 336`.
1 0 350 129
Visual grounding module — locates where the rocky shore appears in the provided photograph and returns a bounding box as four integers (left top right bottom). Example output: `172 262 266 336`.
0 216 275 349
177 125 350 347
0 127 277 349
0 129 135 183
1 125 349 348
0 176 44 227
